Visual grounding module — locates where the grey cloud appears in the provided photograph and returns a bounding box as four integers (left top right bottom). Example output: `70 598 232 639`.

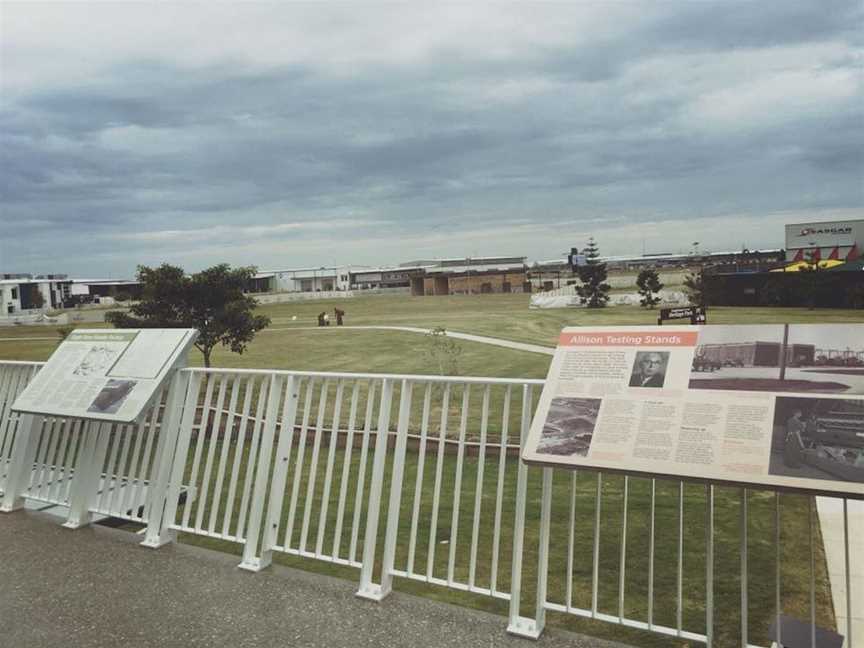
1 1 862 275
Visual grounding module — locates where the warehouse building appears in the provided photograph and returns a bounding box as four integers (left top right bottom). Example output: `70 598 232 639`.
406 257 530 296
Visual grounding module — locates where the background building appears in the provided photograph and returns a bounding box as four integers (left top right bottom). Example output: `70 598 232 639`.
405 256 529 296
785 219 863 263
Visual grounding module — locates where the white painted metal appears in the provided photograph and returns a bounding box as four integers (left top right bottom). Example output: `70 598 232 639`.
0 360 855 648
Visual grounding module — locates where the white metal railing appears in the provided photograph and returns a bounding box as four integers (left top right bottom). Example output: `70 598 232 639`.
0 361 43 496
0 361 173 532
0 360 856 647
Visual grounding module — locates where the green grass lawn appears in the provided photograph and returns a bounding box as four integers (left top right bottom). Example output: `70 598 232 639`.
176 435 833 648
3 295 860 646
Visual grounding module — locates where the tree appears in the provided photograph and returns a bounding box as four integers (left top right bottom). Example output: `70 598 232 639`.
683 268 708 306
635 268 663 309
105 263 270 367
422 326 463 376
575 238 610 308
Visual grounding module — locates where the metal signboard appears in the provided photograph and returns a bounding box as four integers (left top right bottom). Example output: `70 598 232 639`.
658 305 706 325
12 328 198 424
522 324 864 498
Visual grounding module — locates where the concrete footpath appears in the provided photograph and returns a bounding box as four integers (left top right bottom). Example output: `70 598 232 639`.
262 325 556 356
0 512 628 648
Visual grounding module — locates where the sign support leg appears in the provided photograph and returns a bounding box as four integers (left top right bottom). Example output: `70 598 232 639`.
0 414 41 513
64 421 110 529
141 368 191 548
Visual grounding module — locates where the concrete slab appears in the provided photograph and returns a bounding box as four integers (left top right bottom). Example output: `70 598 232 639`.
0 511 631 648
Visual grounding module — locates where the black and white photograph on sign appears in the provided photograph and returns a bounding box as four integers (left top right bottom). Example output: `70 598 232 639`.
87 379 137 414
689 324 864 394
629 351 669 388
769 397 864 484
73 346 120 377
536 397 601 456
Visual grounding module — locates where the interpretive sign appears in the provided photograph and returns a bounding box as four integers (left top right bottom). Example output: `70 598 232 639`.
658 305 706 325
12 328 198 424
522 324 864 498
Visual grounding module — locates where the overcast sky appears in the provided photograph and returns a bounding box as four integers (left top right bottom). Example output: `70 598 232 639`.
2 2 862 277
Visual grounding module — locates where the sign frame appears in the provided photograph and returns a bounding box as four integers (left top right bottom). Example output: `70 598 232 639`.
522 324 864 500
11 328 199 425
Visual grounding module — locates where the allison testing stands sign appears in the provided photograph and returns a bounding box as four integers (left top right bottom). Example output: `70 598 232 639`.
522 324 864 498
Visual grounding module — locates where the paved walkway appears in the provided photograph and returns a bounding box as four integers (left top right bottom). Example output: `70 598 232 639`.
0 511 628 648
262 325 556 355
815 497 864 642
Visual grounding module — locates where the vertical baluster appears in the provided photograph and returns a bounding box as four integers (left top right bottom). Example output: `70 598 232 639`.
447 383 470 585
300 379 330 552
490 385 511 596
284 378 316 549
208 376 240 533
648 478 656 629
426 382 450 579
332 381 361 560
677 481 685 635
741 489 748 648
468 384 491 589
591 472 602 617
181 374 216 528
618 476 629 621
236 375 269 540
222 375 256 537
706 484 715 648
106 424 133 514
349 380 377 564
406 382 432 577
195 375 228 530
121 416 148 516
566 471 577 612
316 380 344 557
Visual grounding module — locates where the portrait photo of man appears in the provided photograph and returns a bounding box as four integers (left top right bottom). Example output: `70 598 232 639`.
629 351 669 388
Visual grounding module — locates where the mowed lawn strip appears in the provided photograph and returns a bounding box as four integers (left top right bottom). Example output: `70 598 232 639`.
1 297 857 646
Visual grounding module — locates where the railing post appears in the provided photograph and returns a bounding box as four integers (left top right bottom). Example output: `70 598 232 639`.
377 379 413 597
143 371 202 546
0 413 41 512
257 376 300 564
64 421 110 529
508 384 544 638
239 373 284 571
356 378 394 601
140 367 191 548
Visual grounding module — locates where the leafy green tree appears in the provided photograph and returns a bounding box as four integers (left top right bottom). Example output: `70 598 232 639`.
106 263 270 367
635 267 663 308
575 238 610 308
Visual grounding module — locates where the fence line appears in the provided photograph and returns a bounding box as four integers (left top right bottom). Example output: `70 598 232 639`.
0 360 856 647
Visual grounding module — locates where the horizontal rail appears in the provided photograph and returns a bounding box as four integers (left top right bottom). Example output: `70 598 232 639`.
181 366 546 386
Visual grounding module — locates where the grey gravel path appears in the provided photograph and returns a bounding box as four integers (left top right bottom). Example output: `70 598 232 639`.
0 512 630 648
